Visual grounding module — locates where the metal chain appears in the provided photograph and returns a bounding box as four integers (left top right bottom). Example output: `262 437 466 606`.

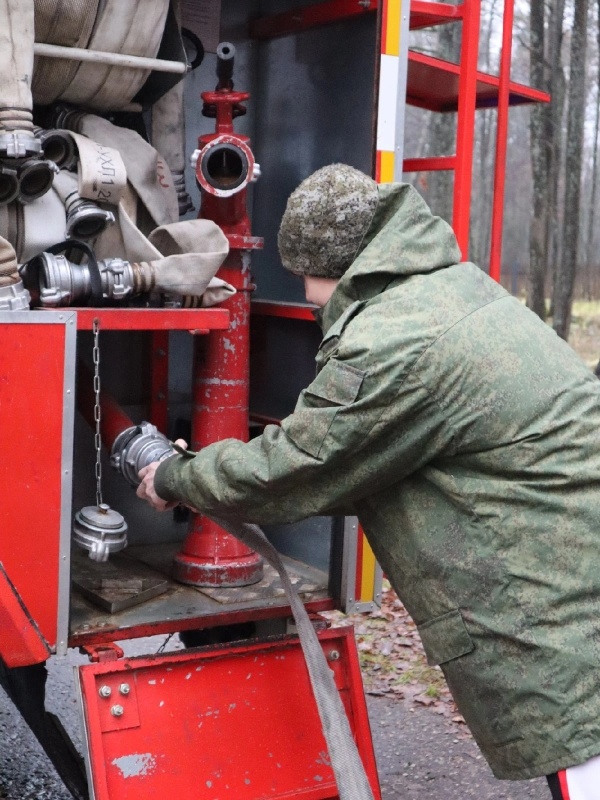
93 318 103 508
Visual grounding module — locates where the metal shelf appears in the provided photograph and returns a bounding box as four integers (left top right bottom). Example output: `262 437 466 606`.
409 1 464 30
407 50 550 112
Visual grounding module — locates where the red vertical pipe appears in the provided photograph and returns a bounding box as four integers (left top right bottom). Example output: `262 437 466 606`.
172 243 264 587
172 87 264 587
452 0 482 259
488 0 514 283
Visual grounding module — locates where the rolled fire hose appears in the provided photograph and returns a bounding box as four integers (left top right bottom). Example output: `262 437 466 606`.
0 0 36 151
32 0 100 105
0 0 55 205
56 0 171 111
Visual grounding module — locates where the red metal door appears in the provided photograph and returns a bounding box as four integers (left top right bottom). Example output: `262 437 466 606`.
0 311 76 665
78 627 381 800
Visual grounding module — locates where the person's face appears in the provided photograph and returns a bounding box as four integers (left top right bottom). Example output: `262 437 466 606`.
303 275 339 307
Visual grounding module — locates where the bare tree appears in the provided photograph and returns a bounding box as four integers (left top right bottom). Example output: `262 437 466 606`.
583 1 600 295
528 1 549 318
528 0 566 320
553 0 589 339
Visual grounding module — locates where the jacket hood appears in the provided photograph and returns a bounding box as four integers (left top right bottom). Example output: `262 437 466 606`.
321 183 462 332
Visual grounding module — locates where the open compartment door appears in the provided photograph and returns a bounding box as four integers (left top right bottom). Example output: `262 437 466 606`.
77 626 381 800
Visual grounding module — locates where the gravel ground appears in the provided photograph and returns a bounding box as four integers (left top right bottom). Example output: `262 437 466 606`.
0 639 550 800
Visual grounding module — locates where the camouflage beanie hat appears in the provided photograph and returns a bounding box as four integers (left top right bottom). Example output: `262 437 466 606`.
278 164 379 279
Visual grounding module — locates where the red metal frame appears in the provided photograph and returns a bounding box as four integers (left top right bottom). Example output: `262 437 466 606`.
402 0 549 272
250 0 378 39
410 1 463 29
72 307 229 331
403 155 457 172
489 0 514 282
250 0 461 40
405 50 550 113
452 0 482 259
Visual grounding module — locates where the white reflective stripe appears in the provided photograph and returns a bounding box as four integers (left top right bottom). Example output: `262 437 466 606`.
564 753 600 800
69 132 127 205
0 0 35 131
376 53 400 152
59 0 170 110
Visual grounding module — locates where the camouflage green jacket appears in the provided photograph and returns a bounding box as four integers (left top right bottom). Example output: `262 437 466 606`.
156 184 600 780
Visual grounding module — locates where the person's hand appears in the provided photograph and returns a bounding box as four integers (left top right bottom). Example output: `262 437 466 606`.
136 439 199 513
137 460 178 511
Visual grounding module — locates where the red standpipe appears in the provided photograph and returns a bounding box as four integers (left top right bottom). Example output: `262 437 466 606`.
172 78 264 587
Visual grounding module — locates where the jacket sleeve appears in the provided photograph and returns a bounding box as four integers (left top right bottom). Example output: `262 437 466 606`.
155 350 455 526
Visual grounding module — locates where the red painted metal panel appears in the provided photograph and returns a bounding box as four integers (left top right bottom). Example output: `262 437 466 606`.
406 51 551 113
0 321 68 654
73 308 230 331
0 564 50 667
79 627 381 800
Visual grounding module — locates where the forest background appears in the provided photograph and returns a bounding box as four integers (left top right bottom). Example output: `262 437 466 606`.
404 0 596 344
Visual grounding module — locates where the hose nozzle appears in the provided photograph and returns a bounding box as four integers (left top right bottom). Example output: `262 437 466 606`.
65 192 115 240
110 423 174 487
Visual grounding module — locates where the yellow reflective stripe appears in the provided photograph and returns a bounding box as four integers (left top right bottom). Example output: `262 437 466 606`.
378 150 395 183
384 0 402 56
360 534 377 601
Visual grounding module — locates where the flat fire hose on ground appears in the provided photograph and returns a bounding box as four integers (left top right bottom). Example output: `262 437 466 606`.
211 515 376 800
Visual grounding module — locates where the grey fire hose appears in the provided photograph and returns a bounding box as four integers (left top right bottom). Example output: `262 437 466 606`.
209 515 376 800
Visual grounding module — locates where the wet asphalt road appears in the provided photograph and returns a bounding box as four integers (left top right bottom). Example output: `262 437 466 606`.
0 639 549 800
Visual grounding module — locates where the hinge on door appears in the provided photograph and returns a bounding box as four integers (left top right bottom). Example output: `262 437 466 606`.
80 643 124 663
